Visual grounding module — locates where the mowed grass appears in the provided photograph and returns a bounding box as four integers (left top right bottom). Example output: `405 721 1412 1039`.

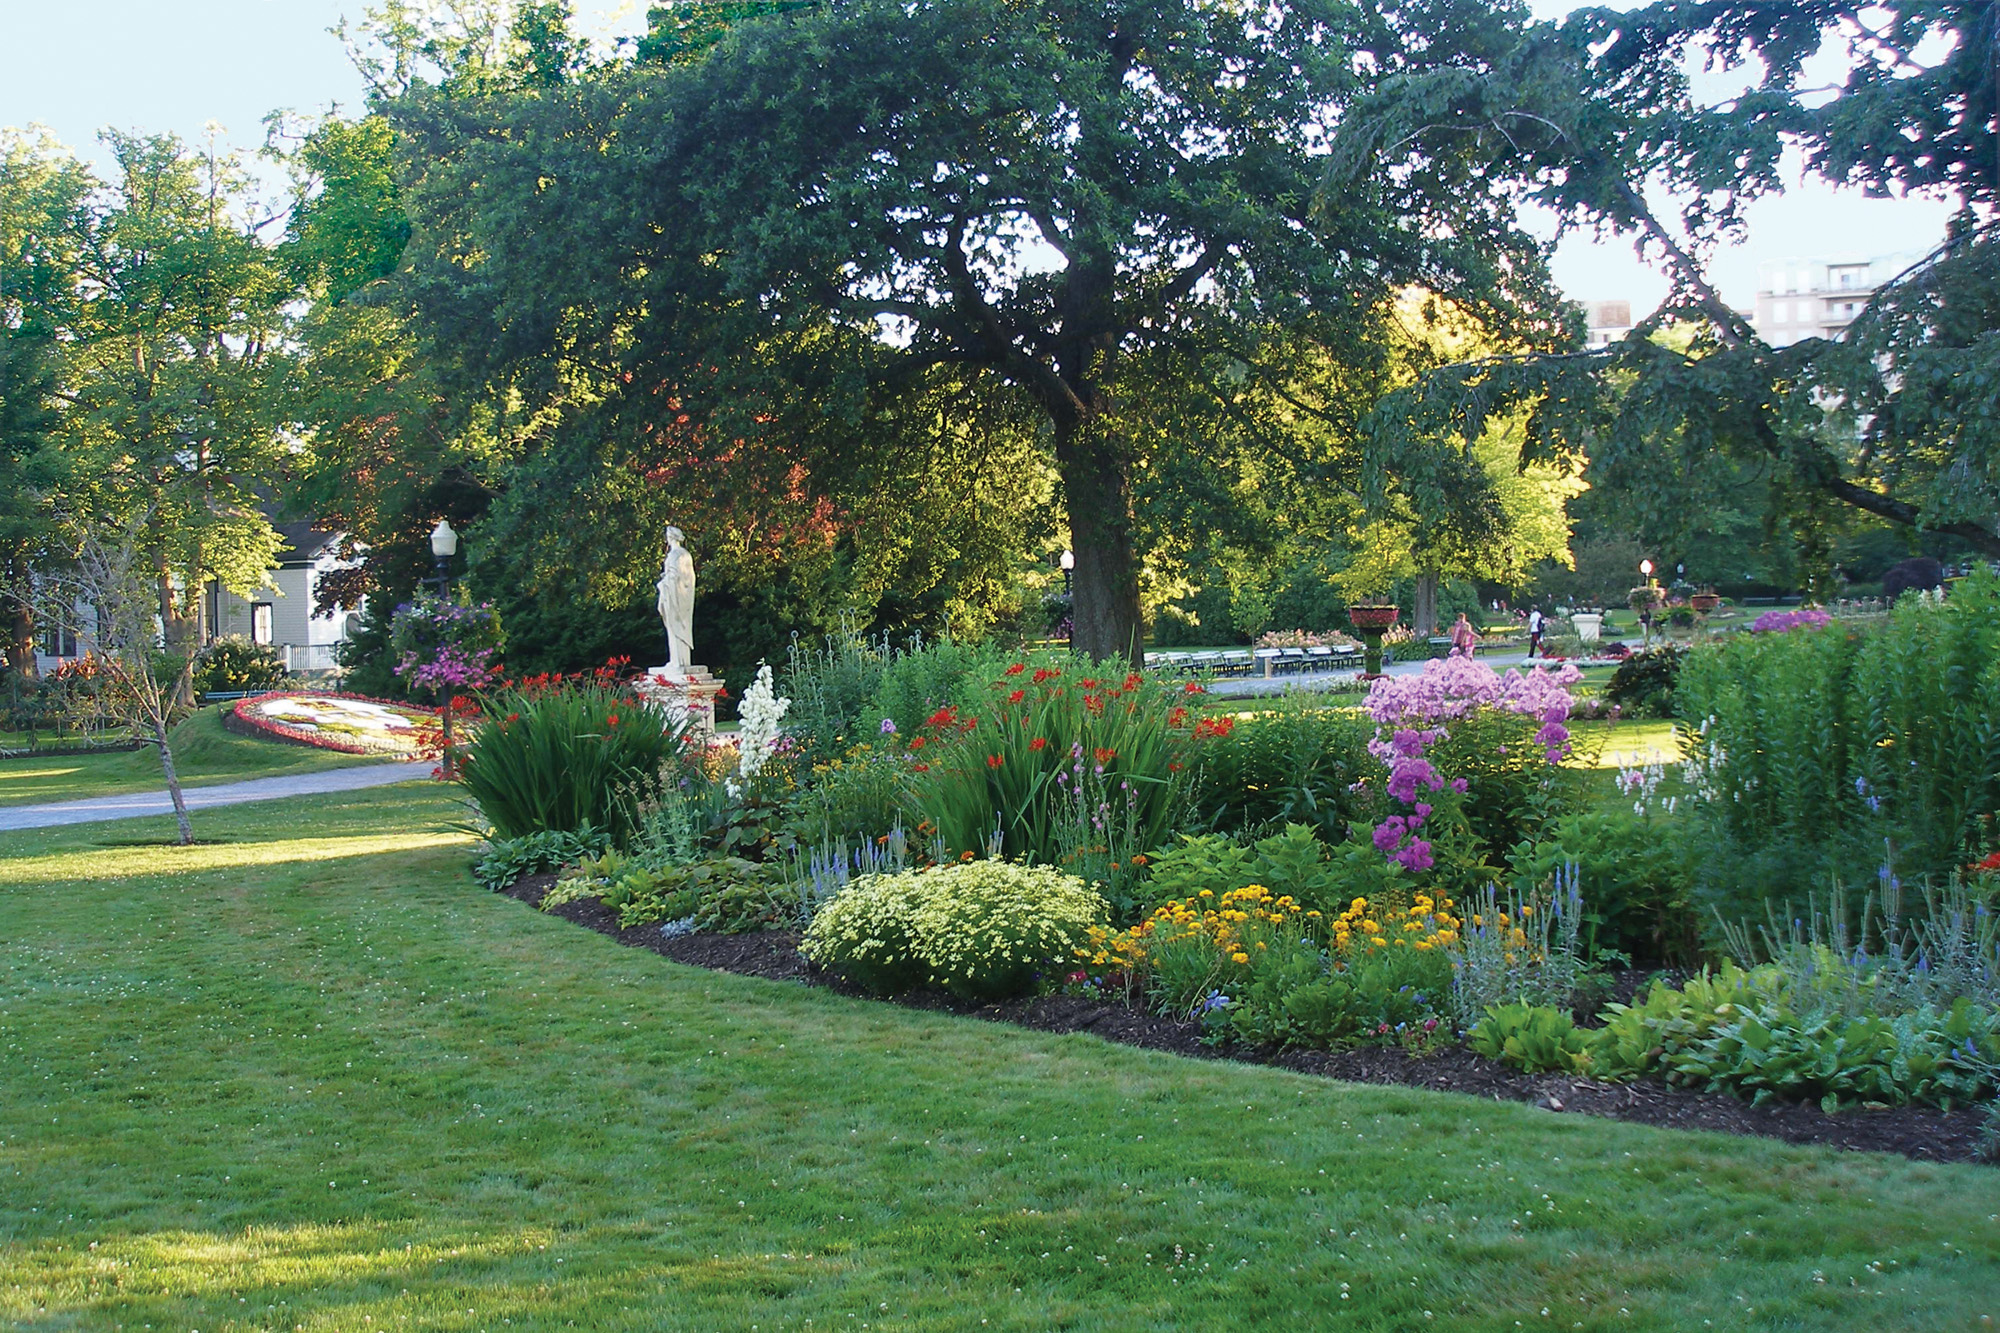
0 707 383 807
2 789 1997 1331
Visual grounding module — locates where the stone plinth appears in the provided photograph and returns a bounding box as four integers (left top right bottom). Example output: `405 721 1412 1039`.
633 666 724 742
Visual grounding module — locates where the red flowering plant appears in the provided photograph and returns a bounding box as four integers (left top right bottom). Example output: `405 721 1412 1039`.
905 662 1219 915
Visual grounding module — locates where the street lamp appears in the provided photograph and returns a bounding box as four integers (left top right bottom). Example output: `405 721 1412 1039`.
427 518 462 774
1637 558 1657 647
429 519 459 596
1059 549 1074 596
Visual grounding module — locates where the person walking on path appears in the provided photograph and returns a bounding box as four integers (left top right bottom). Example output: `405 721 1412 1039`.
1527 606 1545 659
1449 612 1480 656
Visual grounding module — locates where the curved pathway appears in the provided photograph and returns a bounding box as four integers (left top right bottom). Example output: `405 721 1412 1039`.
0 761 434 832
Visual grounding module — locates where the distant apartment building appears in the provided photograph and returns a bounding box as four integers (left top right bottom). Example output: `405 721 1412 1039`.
1751 254 1918 347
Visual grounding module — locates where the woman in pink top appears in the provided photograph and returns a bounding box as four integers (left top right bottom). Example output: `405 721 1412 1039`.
1450 612 1479 656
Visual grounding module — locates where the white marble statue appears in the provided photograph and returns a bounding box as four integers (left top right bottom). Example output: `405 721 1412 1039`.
655 526 696 673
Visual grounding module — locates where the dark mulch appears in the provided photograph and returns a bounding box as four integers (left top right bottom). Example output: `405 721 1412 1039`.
497 873 1992 1166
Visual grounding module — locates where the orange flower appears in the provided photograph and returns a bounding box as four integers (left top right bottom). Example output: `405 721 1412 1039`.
987 754 1005 768
1004 662 1026 676
1182 680 1205 695
909 735 927 749
1122 672 1144 691
1029 736 1048 751
1093 747 1117 763
607 714 622 727
1168 706 1188 727
1007 689 1026 704
1033 667 1061 683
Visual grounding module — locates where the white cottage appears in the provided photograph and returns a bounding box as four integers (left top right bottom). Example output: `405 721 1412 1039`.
205 523 359 675
33 522 360 677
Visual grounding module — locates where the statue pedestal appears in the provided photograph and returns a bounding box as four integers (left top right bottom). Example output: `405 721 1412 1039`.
633 666 723 742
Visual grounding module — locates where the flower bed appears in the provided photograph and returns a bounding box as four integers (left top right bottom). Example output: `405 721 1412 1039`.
228 691 440 755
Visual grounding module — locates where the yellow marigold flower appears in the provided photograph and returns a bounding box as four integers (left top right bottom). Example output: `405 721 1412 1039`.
1199 889 1213 897
1231 951 1250 964
1370 935 1387 947
1361 920 1378 933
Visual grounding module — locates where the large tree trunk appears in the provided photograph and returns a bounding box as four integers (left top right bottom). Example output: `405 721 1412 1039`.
2 543 38 680
1054 416 1142 666
1412 571 1440 638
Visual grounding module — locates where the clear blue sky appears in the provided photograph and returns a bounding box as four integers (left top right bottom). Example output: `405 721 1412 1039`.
1 0 1956 309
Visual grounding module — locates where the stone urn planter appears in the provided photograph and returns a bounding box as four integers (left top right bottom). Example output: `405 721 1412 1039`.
1571 612 1603 646
1346 604 1400 678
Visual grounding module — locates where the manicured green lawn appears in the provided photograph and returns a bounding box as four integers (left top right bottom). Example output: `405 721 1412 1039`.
0 706 382 807
2 786 1996 1331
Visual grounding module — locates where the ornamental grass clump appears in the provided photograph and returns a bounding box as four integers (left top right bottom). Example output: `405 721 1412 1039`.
802 860 1107 1000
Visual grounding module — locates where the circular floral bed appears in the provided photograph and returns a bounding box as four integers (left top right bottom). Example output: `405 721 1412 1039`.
229 692 440 756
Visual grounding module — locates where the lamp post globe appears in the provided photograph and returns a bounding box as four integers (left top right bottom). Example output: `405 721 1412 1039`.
1059 548 1074 595
429 520 459 596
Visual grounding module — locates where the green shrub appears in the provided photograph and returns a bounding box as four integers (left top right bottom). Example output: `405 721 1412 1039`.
1604 646 1685 719
1470 1002 1594 1074
1142 824 1351 918
195 637 288 695
458 680 688 840
1181 702 1376 843
1589 968 2000 1110
802 860 1107 1000
780 624 896 757
1508 809 1694 964
1676 568 2000 917
606 856 784 932
782 740 915 848
1206 931 1451 1050
473 826 613 892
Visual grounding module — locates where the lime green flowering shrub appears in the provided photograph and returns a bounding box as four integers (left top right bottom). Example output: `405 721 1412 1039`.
909 861 1107 1000
799 869 932 995
802 860 1107 1000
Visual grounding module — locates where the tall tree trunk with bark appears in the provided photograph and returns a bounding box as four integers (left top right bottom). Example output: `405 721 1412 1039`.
2 545 37 680
1412 571 1440 638
153 715 193 845
1055 415 1142 664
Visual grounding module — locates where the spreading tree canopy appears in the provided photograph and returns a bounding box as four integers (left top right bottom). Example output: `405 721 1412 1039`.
374 0 1575 662
1358 0 2000 563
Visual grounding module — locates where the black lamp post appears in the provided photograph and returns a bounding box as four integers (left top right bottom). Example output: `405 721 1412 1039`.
428 519 459 597
1059 548 1074 595
428 518 461 772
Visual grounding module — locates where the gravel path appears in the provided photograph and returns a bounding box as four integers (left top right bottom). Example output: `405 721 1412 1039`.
0 761 434 832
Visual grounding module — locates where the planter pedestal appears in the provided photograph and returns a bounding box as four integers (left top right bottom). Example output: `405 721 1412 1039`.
633 666 723 741
1347 606 1400 679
